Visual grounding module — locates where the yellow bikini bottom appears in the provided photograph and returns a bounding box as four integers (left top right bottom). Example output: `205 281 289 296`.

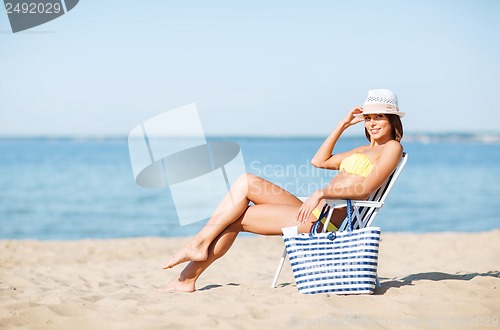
312 207 338 232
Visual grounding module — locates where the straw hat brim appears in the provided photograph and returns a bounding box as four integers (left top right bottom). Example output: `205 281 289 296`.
354 110 405 119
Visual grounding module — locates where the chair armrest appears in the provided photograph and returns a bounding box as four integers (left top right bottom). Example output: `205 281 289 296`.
350 200 384 208
298 198 384 209
324 199 383 209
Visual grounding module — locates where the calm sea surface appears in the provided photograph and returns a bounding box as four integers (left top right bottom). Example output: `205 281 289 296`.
1 135 499 240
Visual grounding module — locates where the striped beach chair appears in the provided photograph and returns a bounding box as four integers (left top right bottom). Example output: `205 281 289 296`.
271 152 408 289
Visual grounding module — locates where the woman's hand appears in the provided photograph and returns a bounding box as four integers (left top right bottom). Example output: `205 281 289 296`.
311 106 365 169
341 107 364 127
296 190 323 225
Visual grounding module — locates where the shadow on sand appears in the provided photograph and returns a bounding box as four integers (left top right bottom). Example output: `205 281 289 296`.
376 270 500 294
198 282 240 291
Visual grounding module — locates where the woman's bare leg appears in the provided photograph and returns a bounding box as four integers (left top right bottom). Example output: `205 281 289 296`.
161 222 240 292
163 203 315 292
162 174 302 269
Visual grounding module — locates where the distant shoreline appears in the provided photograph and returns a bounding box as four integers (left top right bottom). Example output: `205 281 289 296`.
1 132 500 144
2 228 500 243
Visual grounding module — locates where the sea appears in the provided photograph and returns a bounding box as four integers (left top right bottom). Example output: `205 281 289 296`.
1 133 499 240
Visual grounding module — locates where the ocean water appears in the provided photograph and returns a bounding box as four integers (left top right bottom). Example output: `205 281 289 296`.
1 135 499 240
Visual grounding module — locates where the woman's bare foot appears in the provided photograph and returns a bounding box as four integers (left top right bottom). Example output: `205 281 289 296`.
162 240 208 269
157 276 196 293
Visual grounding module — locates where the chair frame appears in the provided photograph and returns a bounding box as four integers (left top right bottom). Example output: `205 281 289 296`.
271 152 408 288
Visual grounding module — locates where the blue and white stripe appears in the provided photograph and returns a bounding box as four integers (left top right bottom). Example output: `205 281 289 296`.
283 227 381 295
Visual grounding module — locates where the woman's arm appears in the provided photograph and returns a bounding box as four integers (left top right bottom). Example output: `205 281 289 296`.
297 140 403 224
320 141 403 199
310 107 364 169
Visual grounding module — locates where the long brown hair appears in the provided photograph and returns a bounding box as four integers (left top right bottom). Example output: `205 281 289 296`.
364 114 403 142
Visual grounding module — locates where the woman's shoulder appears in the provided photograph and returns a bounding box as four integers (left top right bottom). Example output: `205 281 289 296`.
385 139 402 148
382 140 403 158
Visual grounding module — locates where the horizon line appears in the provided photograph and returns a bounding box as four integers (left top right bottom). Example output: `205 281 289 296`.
1 131 500 140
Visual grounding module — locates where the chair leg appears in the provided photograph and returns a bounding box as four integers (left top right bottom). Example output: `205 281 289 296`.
271 248 287 288
376 274 381 287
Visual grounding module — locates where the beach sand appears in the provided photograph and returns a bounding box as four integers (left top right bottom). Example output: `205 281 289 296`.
1 231 499 330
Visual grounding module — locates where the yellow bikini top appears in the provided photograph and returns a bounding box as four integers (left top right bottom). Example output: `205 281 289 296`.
339 153 374 177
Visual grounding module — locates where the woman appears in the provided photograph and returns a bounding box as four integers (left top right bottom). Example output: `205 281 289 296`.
162 89 404 292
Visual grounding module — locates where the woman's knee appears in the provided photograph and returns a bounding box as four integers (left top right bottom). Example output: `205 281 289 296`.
236 173 259 183
233 173 260 190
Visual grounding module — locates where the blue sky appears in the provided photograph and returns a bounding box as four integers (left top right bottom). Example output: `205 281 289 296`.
1 0 499 137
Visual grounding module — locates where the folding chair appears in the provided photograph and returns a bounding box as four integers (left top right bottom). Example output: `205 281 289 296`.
271 152 408 288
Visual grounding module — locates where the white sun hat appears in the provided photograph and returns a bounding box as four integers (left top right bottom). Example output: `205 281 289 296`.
354 89 405 118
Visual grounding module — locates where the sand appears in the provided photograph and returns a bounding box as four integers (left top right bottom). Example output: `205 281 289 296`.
1 231 499 330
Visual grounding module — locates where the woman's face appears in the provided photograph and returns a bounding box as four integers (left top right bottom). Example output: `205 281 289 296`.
364 113 393 140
